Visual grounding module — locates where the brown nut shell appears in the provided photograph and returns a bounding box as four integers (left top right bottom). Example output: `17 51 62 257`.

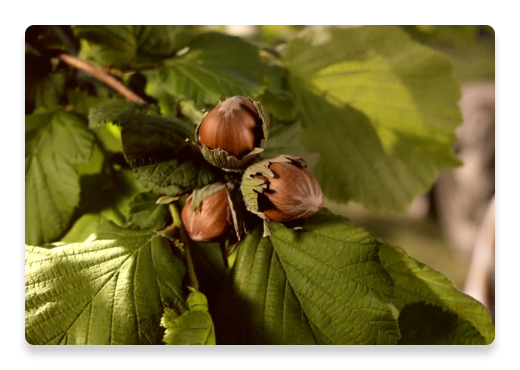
198 96 263 159
255 162 324 223
181 188 233 242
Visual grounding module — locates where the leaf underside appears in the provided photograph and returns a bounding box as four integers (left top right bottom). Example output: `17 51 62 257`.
26 111 95 245
25 222 187 345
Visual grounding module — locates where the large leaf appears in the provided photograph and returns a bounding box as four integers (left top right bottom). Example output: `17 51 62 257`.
286 26 462 211
153 32 265 104
161 289 216 345
25 222 187 345
215 210 399 345
379 243 495 344
25 110 95 245
72 25 183 68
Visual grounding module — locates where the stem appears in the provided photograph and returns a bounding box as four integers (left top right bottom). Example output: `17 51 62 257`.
58 53 146 104
169 202 199 291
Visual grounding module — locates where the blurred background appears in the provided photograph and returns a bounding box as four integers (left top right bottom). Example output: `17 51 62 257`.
26 25 495 318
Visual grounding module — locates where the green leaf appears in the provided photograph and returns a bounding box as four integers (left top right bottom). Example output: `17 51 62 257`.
262 120 319 169
88 99 149 129
397 302 487 345
257 90 297 122
88 100 221 195
190 241 229 310
161 289 216 345
127 192 169 230
67 88 112 116
61 169 147 243
26 110 95 245
132 25 187 65
378 243 495 344
34 72 65 109
143 70 180 115
72 26 136 67
25 222 187 345
215 210 399 345
156 32 265 104
120 116 222 196
286 26 462 211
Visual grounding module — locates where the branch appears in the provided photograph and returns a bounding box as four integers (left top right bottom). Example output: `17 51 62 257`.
58 53 146 104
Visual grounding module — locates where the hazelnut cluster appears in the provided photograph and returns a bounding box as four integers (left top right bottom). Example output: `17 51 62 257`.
181 96 323 242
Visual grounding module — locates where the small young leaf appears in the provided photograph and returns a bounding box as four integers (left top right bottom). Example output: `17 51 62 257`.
25 110 95 245
379 243 495 344
26 222 187 345
161 290 216 345
127 191 169 230
215 210 399 345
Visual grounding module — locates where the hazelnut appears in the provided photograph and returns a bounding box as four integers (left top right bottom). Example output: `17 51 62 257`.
181 188 233 242
198 96 262 158
195 96 270 171
255 162 324 223
241 155 324 235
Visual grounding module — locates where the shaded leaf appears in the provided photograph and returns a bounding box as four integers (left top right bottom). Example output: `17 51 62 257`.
286 26 462 211
161 290 216 345
120 115 222 196
190 241 229 312
156 32 265 104
127 192 169 230
67 88 112 116
215 210 399 345
62 169 147 243
34 72 65 109
25 222 187 345
72 25 136 67
25 110 95 245
88 99 150 129
397 302 486 345
257 90 297 122
379 243 494 344
262 120 319 169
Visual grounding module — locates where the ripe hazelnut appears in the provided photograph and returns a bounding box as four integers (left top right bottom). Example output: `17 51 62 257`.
181 188 233 242
195 96 270 171
198 96 263 159
255 162 324 223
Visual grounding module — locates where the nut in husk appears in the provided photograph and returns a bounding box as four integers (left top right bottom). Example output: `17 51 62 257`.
241 155 324 236
181 182 246 242
196 96 270 171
